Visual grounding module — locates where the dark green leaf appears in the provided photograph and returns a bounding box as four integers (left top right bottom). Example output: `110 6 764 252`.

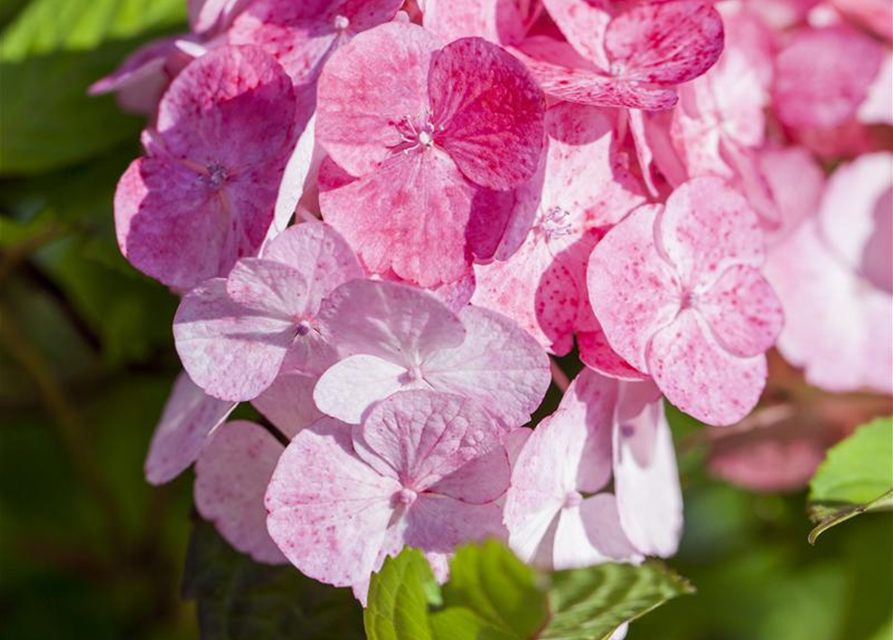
183 519 364 640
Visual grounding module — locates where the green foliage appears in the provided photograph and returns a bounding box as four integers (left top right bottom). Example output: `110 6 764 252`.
0 0 185 174
183 520 365 640
365 542 692 640
808 417 893 543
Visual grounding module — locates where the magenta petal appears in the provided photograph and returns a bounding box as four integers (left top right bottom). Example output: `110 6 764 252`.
261 221 364 313
265 416 401 589
612 383 683 557
195 421 286 564
587 204 680 372
144 372 236 485
173 279 296 401
355 391 509 497
423 306 551 427
698 265 784 359
541 0 611 69
605 1 724 86
647 311 767 426
429 37 546 190
319 151 478 287
656 177 765 288
251 371 322 438
316 22 441 176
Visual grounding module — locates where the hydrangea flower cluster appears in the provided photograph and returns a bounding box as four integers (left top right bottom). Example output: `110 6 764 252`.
103 0 892 607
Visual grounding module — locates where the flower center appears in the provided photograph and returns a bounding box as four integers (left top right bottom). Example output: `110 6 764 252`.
295 319 312 337
393 113 441 154
202 162 228 189
333 14 350 30
533 206 575 242
680 290 698 310
393 488 417 507
563 490 583 509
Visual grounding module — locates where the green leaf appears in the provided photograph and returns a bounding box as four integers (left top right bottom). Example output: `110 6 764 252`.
183 519 365 640
442 540 546 638
540 561 695 640
365 542 693 640
364 548 437 640
808 417 893 543
0 0 185 175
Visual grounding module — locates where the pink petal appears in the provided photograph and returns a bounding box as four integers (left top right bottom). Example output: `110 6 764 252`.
404 496 507 553
553 494 640 570
698 265 784 359
422 0 526 44
578 326 648 381
228 0 404 88
189 0 252 34
144 372 236 485
858 51 893 126
315 22 440 176
587 204 681 372
423 306 551 426
195 421 286 564
225 258 310 318
757 145 826 243
429 37 546 190
270 114 321 238
355 391 509 499
612 382 683 557
657 177 766 288
541 0 611 69
173 279 297 401
605 1 724 86
318 150 478 287
265 416 401 589
317 279 466 362
261 221 364 313
647 311 767 426
773 26 884 130
314 354 418 424
88 36 182 111
250 371 322 437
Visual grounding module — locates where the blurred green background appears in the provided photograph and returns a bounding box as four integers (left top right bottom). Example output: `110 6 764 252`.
0 1 890 639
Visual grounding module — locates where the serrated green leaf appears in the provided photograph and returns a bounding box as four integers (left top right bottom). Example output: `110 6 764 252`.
364 549 437 640
540 561 695 640
0 0 185 175
808 417 893 543
441 540 546 638
183 519 364 640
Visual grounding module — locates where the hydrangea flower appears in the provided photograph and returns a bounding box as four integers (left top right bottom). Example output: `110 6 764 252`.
114 45 298 290
472 102 645 377
173 221 362 401
266 390 511 602
315 21 546 286
312 279 551 425
503 369 681 568
515 0 725 110
588 177 784 426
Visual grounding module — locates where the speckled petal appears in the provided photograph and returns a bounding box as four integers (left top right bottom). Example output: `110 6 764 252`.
251 371 322 437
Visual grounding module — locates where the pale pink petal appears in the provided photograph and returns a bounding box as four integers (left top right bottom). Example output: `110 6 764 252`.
265 416 401 589
605 1 724 85
228 0 404 88
319 150 478 287
269 114 320 238
225 258 310 318
647 311 767 426
831 0 893 40
773 26 884 129
578 326 648 382
355 391 508 495
553 494 640 570
656 177 765 288
758 145 826 243
422 306 551 426
697 265 783 359
317 279 466 362
587 204 680 372
613 382 683 557
313 354 417 424
261 221 364 312
541 0 611 69
422 0 526 44
404 496 507 554
315 22 440 176
429 37 545 190
144 372 236 485
250 371 322 437
189 0 252 34
173 279 297 401
858 51 893 125
195 421 286 564
504 427 532 466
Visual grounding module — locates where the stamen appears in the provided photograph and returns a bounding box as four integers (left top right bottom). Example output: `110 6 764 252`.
333 14 350 30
